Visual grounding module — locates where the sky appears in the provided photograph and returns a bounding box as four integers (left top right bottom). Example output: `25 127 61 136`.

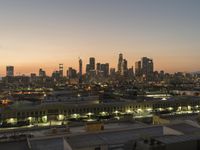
0 0 200 76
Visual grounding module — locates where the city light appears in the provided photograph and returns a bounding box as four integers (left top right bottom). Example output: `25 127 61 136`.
42 116 48 123
126 109 132 114
178 106 182 111
100 112 108 116
187 105 191 111
146 108 152 112
167 107 173 111
114 110 119 114
71 114 80 119
0 1 200 149
28 117 33 122
7 118 17 124
58 114 65 121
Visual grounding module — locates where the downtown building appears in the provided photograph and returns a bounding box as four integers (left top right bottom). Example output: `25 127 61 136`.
6 66 14 77
135 57 154 81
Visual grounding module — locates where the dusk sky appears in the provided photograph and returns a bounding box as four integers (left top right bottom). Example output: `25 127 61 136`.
0 0 200 75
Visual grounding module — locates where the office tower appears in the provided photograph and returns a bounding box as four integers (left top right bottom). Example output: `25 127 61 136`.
135 61 141 77
86 64 90 74
52 71 60 79
67 67 77 79
141 57 154 80
96 63 101 75
118 53 123 75
39 68 46 77
159 70 165 81
59 64 64 77
6 66 14 77
110 68 116 77
79 58 83 83
123 59 128 70
96 63 101 71
123 59 128 76
100 63 109 77
89 57 95 70
128 67 134 77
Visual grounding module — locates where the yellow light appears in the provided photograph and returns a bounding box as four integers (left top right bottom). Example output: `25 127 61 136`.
10 118 14 123
58 114 64 121
177 106 182 111
87 112 93 116
126 109 132 113
1 99 10 105
114 110 119 114
28 117 32 121
100 112 107 116
42 116 47 122
72 114 80 118
7 118 17 124
146 108 152 112
168 107 173 111
188 105 191 111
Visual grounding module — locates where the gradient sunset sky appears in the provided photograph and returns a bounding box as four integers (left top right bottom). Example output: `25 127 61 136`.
0 0 200 76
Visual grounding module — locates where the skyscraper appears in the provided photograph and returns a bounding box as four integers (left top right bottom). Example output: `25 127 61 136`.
141 57 154 80
118 53 123 75
89 57 95 70
96 63 101 76
135 61 141 77
79 58 83 83
59 64 64 77
39 68 46 77
67 67 77 79
86 64 90 74
123 59 128 76
128 67 134 77
100 63 109 77
6 66 14 77
110 68 116 77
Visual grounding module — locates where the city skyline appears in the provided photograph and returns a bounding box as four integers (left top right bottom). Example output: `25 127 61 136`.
1 54 198 77
0 0 200 75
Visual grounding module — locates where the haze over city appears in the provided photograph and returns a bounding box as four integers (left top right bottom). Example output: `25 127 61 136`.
1 1 200 150
0 0 200 75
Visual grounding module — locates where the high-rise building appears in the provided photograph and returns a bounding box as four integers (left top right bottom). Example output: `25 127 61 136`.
79 58 83 83
96 63 101 71
141 57 154 80
39 68 46 77
123 59 128 76
135 61 141 77
100 63 109 77
86 64 90 74
96 63 101 76
52 71 60 79
89 57 95 70
67 67 77 79
118 53 123 75
110 68 116 77
128 67 134 77
59 64 64 77
6 66 14 77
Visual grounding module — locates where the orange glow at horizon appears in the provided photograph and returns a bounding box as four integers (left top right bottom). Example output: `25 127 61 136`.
0 53 198 76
